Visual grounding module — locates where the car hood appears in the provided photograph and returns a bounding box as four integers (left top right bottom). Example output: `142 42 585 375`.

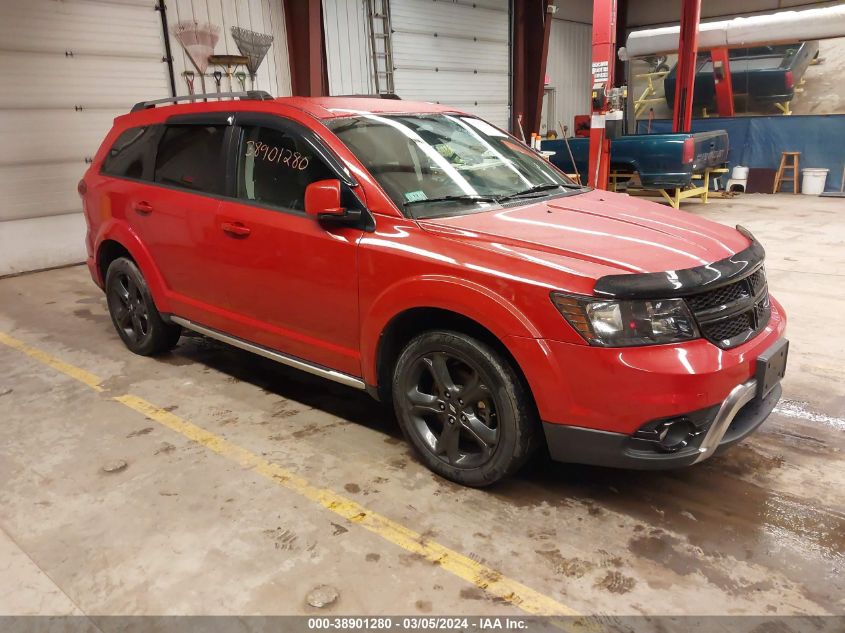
416 189 751 278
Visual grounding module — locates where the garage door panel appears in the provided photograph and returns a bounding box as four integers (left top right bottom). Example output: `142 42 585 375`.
0 110 120 166
391 0 508 40
0 52 169 110
0 0 163 59
392 33 508 71
0 163 84 223
0 213 87 277
390 0 510 128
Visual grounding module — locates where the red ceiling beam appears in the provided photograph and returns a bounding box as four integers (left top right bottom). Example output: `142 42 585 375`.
511 0 555 139
283 0 329 96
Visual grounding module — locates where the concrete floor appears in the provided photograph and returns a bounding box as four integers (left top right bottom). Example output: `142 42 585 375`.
0 193 843 618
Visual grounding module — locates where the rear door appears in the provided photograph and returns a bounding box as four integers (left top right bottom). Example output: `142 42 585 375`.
207 115 364 376
132 119 234 321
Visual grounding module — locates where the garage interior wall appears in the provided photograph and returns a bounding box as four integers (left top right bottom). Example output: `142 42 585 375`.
627 0 836 27
168 0 291 97
0 0 172 277
390 0 511 129
323 0 376 95
544 15 592 136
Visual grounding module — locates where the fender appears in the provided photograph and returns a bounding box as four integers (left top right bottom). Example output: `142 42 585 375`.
95 219 173 313
360 274 543 386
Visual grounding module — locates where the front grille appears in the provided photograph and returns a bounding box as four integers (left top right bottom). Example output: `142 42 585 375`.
685 267 771 349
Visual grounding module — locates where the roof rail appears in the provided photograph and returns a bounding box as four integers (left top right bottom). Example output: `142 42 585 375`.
131 91 274 112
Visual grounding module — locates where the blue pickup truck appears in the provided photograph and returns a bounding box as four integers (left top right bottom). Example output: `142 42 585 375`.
541 130 730 189
663 41 819 112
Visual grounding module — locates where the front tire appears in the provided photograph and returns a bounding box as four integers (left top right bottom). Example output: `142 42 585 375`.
392 330 538 487
105 257 181 356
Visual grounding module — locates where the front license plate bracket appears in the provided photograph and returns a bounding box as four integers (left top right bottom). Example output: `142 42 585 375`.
755 338 789 399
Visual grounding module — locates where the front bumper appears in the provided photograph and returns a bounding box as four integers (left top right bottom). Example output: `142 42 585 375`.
542 380 781 469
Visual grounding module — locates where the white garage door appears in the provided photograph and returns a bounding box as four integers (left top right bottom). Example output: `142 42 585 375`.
0 0 171 276
390 0 511 129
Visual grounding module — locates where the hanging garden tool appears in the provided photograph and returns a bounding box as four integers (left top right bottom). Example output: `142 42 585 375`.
212 70 223 93
172 21 220 98
235 71 247 92
230 27 274 90
208 54 249 94
182 70 196 95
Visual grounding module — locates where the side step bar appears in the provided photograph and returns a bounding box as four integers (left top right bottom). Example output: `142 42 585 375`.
170 316 366 391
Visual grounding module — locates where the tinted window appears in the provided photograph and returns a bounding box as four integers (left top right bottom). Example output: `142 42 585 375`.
237 125 334 211
154 125 228 195
101 126 157 179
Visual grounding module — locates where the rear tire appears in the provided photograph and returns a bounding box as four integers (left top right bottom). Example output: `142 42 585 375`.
392 330 538 487
105 257 181 356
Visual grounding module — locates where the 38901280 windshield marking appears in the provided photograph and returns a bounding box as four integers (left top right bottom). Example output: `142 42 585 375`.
245 140 310 171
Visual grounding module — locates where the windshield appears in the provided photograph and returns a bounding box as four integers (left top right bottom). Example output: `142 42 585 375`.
326 113 584 219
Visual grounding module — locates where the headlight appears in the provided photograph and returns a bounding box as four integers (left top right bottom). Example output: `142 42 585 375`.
551 293 699 347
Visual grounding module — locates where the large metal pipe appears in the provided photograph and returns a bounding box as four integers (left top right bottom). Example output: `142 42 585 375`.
619 5 845 60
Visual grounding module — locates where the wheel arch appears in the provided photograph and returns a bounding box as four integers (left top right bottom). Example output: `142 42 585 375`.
94 222 172 312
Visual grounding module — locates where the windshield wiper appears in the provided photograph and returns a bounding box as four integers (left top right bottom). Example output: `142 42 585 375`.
403 194 500 208
496 183 582 202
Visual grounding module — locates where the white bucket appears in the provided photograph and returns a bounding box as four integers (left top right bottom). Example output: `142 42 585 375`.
801 168 829 195
731 166 749 180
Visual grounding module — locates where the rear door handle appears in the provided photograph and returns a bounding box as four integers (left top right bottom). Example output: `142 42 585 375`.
221 222 251 237
134 201 153 215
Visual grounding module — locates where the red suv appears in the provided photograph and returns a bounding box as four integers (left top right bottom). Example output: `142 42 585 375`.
80 93 788 486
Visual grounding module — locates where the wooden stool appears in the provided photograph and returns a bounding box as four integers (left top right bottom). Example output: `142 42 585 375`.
774 151 800 194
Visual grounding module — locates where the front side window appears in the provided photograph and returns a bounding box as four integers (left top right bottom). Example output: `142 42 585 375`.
237 125 334 211
326 113 583 218
102 126 157 179
154 125 227 195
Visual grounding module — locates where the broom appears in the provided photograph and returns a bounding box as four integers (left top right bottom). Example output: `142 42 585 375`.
231 27 274 90
173 21 220 96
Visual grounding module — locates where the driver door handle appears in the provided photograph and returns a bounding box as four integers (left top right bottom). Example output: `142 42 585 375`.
134 201 153 215
221 222 251 238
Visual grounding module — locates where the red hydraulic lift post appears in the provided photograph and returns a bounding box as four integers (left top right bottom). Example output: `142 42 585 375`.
710 47 735 117
672 0 702 132
588 0 617 189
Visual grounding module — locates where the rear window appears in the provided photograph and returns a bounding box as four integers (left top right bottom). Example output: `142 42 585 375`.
101 126 157 179
154 125 228 195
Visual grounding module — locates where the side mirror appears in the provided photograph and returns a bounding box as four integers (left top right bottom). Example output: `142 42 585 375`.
305 179 360 223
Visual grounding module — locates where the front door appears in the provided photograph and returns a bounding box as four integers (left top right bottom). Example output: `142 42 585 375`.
208 119 363 377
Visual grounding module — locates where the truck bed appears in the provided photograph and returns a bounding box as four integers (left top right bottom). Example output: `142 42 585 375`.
541 130 729 190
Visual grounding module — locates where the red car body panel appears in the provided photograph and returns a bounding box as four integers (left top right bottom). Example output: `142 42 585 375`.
81 96 786 457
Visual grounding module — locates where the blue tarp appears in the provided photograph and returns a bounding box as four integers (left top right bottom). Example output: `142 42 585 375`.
635 114 845 192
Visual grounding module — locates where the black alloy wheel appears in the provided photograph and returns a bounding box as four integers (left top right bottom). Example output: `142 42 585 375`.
105 257 181 356
392 331 538 486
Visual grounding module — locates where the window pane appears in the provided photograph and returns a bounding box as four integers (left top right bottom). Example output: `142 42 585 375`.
102 126 156 179
238 125 333 211
154 125 227 195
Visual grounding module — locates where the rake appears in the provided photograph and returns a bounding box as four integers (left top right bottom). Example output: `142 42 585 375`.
172 21 220 96
231 26 274 90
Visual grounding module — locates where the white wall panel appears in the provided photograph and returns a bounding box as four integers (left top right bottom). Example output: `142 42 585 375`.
0 0 169 275
544 18 592 134
390 0 510 128
0 214 88 277
169 0 291 96
323 0 375 95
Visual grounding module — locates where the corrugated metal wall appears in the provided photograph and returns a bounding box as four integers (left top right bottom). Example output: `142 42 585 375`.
544 17 592 135
0 0 170 276
323 0 375 95
169 0 291 96
390 0 511 128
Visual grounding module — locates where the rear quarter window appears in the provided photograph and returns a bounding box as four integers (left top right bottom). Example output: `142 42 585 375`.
154 125 228 195
101 126 157 179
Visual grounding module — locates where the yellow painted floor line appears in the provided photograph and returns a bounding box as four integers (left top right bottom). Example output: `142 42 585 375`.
1 331 582 619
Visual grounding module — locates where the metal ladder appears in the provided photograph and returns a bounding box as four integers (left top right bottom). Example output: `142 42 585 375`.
366 0 395 95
